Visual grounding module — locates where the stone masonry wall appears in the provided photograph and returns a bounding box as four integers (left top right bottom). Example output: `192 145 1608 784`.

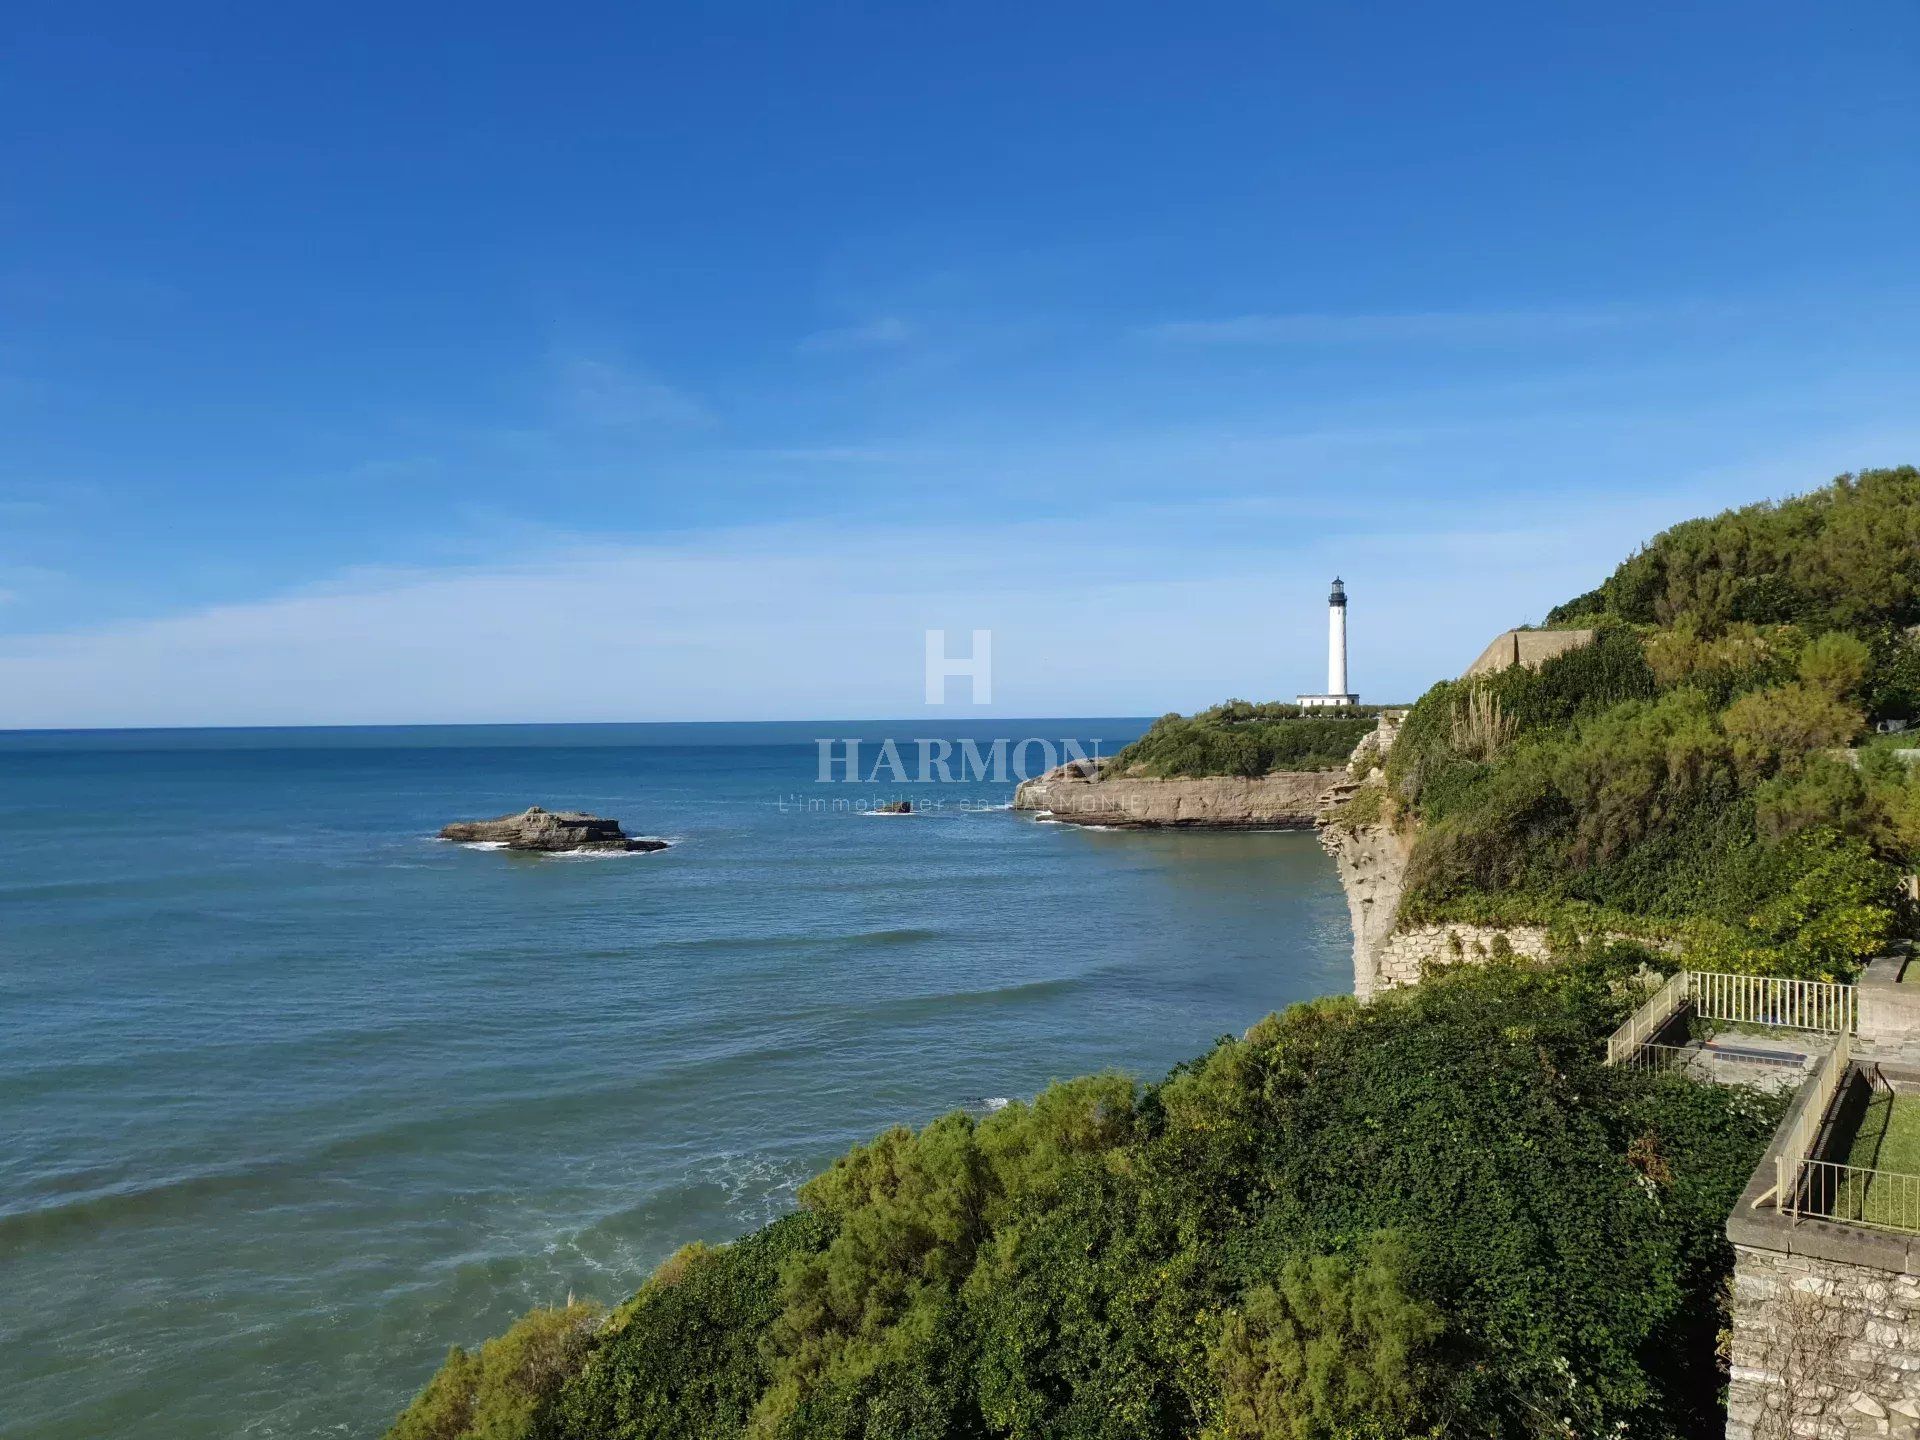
1370 924 1556 991
1727 1243 1920 1440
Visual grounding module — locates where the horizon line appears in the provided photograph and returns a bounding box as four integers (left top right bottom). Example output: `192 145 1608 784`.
0 707 1417 738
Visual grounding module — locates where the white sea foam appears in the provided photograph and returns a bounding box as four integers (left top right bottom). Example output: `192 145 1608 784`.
983 1097 1010 1111
704 1150 808 1229
459 840 512 851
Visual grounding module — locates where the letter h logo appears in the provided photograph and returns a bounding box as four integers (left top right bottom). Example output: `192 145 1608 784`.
924 629 992 705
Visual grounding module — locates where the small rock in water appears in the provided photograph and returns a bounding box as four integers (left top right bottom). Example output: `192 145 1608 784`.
873 800 912 814
438 806 669 853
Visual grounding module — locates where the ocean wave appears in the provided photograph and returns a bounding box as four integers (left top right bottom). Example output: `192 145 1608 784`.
844 972 1087 1025
845 927 942 947
0 1161 282 1248
654 926 943 953
982 1097 1010 1111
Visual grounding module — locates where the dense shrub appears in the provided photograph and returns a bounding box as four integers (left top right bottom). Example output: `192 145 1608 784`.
1684 829 1899 980
1209 1233 1441 1440
395 964 1787 1440
1110 702 1377 778
1380 475 1920 976
551 1214 833 1440
385 1301 603 1440
1544 466 1920 639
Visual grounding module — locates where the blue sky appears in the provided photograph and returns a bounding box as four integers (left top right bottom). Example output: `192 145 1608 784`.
2 1 1917 726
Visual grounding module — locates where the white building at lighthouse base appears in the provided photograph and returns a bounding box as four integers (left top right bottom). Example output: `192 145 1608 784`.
1296 692 1360 709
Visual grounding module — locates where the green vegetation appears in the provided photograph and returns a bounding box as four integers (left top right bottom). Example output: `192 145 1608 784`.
388 960 1785 1440
1843 1089 1920 1176
1109 702 1380 778
1377 469 1920 980
1832 1087 1920 1232
388 1302 603 1440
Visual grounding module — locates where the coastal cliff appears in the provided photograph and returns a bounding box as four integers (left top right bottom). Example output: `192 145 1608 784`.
1012 762 1341 828
1318 817 1415 999
1317 702 1566 997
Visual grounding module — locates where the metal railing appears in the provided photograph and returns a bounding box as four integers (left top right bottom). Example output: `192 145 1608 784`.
1605 971 1690 1065
1789 1158 1920 1234
1689 970 1856 1034
1773 1031 1852 1219
1610 1041 1694 1074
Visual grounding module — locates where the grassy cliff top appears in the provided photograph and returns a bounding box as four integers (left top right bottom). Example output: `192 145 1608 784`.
1105 701 1381 777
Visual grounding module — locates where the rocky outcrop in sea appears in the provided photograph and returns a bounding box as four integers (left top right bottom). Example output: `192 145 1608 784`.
438 806 669 853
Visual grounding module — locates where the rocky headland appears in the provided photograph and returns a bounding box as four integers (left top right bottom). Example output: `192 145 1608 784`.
438 806 669 853
1011 757 1345 829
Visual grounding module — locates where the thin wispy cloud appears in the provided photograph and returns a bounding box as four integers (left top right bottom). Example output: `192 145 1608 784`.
551 353 714 430
1139 303 1720 346
741 445 924 465
796 316 916 356
0 475 1786 730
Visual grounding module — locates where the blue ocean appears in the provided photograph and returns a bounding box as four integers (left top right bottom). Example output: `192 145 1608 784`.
0 722 1352 1439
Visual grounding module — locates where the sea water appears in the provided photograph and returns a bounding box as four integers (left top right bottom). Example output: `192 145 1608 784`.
0 722 1351 1439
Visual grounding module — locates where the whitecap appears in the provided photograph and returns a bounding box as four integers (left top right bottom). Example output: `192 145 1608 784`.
549 845 671 861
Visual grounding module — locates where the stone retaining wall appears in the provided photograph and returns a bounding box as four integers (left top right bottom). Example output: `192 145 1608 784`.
1726 1245 1920 1439
1369 924 1556 991
1726 1061 1920 1439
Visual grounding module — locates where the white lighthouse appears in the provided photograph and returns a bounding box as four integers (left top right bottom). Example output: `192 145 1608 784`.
1297 577 1360 709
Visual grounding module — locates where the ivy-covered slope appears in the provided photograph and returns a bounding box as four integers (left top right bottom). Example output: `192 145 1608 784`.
1377 467 1920 979
387 960 1779 1440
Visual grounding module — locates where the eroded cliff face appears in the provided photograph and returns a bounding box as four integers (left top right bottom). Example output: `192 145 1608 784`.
1318 819 1416 1000
1317 710 1417 998
1012 766 1341 829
